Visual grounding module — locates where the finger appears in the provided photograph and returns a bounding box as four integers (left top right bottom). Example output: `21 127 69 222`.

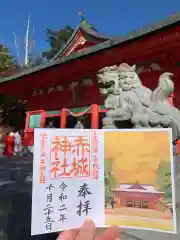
58 229 80 240
102 225 120 240
75 219 96 240
57 230 71 240
70 229 81 239
95 225 120 240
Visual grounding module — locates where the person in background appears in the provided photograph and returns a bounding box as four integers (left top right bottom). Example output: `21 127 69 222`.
74 118 84 129
14 129 22 155
9 128 15 137
46 120 55 128
0 128 5 156
4 127 15 156
58 219 120 240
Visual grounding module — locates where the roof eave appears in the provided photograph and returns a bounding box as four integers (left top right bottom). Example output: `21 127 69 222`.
51 25 80 60
52 22 111 60
1 12 180 84
79 23 112 41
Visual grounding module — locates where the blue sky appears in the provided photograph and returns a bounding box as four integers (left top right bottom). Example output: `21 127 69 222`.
1 0 180 57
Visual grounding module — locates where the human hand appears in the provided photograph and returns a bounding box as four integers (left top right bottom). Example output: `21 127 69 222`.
58 219 120 240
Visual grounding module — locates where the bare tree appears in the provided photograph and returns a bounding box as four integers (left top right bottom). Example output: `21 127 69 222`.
12 12 37 67
25 13 30 66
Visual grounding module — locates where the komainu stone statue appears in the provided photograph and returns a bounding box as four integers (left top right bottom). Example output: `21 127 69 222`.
97 63 180 141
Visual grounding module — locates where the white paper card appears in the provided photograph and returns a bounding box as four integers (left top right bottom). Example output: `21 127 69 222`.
31 129 105 236
31 128 177 235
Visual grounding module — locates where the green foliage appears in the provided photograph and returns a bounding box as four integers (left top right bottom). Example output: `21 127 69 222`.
105 158 113 172
0 44 14 70
105 158 116 205
0 94 26 129
43 26 74 60
156 160 172 199
0 43 24 128
25 54 45 68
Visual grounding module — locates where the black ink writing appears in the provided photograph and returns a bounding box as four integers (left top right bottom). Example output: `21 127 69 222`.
44 204 53 215
58 182 68 224
76 183 92 217
58 192 68 202
46 184 54 192
44 204 54 231
44 184 55 231
46 193 53 203
59 182 67 191
58 213 67 223
58 204 67 212
77 183 92 198
77 200 91 216
45 222 54 231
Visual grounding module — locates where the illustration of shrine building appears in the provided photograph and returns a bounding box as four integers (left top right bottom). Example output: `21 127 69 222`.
0 13 180 147
111 183 169 211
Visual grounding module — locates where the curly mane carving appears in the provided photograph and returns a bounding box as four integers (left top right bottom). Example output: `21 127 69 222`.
97 63 180 141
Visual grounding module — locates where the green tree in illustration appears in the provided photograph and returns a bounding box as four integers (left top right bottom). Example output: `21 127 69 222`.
156 160 172 200
104 158 116 206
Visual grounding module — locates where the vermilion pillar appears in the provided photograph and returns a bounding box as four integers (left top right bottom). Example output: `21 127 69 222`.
24 110 46 147
25 112 30 131
60 108 67 128
91 104 99 129
25 110 46 129
177 140 180 155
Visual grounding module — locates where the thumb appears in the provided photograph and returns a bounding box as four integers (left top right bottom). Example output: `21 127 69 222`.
58 229 79 240
75 219 96 240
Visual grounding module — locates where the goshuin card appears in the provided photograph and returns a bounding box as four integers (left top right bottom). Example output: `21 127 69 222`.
31 128 177 235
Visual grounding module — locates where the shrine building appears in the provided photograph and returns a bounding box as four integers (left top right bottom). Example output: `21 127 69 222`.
1 13 180 145
111 184 166 211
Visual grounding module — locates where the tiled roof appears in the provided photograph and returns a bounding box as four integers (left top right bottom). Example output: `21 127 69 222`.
112 184 164 194
1 12 180 84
